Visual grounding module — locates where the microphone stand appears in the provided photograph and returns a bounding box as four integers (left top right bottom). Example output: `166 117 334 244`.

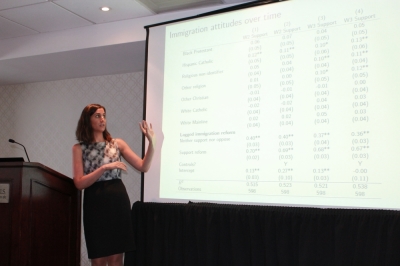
8 139 30 162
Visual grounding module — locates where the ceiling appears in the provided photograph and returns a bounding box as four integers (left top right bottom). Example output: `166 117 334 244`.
0 0 249 85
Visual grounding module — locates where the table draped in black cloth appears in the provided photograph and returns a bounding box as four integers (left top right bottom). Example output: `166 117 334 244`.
125 201 400 266
83 179 135 259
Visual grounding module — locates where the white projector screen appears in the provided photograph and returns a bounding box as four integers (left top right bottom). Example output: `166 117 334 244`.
143 0 400 209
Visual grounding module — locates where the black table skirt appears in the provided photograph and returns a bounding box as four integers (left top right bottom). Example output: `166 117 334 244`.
125 201 400 266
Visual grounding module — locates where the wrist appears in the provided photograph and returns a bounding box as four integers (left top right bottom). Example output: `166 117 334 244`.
149 137 156 147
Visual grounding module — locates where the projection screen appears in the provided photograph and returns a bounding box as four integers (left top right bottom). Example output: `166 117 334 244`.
143 0 400 209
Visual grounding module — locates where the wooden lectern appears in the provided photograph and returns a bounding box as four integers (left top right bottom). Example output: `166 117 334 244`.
0 162 81 266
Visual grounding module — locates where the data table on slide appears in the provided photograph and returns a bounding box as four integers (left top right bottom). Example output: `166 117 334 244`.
159 0 400 208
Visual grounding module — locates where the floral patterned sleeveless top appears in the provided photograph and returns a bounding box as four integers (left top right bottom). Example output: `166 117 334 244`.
80 139 121 182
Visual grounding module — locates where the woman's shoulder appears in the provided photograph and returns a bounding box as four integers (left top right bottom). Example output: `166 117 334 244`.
114 138 128 149
72 143 83 154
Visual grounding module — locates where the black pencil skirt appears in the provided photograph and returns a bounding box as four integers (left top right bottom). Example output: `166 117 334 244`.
83 179 135 259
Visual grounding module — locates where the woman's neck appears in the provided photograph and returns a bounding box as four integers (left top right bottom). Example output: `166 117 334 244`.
93 132 105 143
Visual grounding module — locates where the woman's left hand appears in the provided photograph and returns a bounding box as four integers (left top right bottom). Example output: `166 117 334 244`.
139 120 155 143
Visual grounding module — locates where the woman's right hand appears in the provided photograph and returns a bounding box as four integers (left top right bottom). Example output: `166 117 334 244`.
102 161 127 172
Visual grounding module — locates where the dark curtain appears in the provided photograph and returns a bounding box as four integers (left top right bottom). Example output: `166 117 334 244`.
125 202 400 266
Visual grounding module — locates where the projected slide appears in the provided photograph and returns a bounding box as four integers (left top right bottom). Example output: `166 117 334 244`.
145 0 400 209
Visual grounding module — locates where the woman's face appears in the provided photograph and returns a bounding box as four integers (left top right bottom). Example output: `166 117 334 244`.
90 108 106 133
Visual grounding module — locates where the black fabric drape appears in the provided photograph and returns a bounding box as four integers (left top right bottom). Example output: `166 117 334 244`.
125 202 400 266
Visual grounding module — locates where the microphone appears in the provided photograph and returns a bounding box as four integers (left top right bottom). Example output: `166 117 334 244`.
8 139 30 162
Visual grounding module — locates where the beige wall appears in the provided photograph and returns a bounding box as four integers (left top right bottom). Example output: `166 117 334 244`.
0 72 145 265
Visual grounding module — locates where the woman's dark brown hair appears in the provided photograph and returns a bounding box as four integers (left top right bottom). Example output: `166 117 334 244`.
75 104 112 143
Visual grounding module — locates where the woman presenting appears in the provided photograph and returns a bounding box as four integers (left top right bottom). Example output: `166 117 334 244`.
72 103 155 266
